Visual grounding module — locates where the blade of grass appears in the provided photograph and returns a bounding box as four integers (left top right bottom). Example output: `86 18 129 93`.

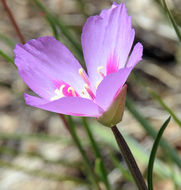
45 15 59 40
75 0 89 17
82 117 112 190
132 71 181 128
67 116 102 190
92 121 181 187
148 88 181 127
169 160 179 190
0 49 14 66
33 0 84 61
2 0 25 44
126 97 181 169
161 0 181 42
147 116 171 190
0 33 16 48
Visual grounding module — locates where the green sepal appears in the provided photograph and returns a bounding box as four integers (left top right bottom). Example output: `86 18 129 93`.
97 85 127 127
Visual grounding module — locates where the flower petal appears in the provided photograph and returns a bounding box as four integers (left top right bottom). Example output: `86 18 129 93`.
14 37 85 100
126 42 143 67
96 67 133 111
81 3 135 88
25 94 103 117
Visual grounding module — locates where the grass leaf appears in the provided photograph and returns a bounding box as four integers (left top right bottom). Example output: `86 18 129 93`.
82 117 111 190
0 49 15 66
147 116 171 190
148 88 181 127
0 33 16 48
126 98 181 169
161 0 181 42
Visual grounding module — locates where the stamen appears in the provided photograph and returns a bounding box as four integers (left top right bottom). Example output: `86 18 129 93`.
59 85 65 96
51 84 65 101
81 89 85 95
84 84 95 100
97 66 105 78
68 87 76 96
79 68 90 86
96 80 101 89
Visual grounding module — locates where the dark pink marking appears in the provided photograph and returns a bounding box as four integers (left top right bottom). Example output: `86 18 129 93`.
52 80 79 97
106 54 119 75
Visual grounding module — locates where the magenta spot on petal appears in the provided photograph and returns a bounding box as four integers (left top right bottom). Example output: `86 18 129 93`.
106 54 119 75
52 80 79 97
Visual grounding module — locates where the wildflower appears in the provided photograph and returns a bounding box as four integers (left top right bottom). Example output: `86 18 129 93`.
14 3 143 127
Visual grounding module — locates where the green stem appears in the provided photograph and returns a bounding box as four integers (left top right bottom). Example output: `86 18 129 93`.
126 97 181 169
33 0 83 60
61 115 101 190
82 117 112 190
45 15 59 40
147 116 171 190
0 49 15 66
149 89 181 127
2 0 25 44
161 0 181 42
111 125 148 190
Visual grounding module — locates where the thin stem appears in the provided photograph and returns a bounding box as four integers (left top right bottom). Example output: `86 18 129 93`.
161 0 181 42
59 114 71 133
1 0 25 44
111 125 148 190
59 114 101 190
126 97 181 169
0 49 15 66
82 117 112 190
147 116 171 190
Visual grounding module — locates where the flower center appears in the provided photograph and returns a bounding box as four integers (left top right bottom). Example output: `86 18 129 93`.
51 54 118 101
51 82 78 101
78 67 106 99
79 68 95 100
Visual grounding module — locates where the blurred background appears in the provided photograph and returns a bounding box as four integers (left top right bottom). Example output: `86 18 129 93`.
0 0 181 189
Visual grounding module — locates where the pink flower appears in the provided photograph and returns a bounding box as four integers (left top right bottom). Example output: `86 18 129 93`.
14 3 143 124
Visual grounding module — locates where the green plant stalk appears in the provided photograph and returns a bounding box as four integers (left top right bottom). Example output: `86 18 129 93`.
111 125 148 190
2 0 25 44
45 15 59 40
126 97 181 169
67 116 102 190
0 33 16 48
147 116 171 190
132 72 181 128
82 117 112 190
0 159 86 184
170 162 179 190
149 89 181 127
75 0 89 17
0 49 15 66
161 0 181 42
33 0 83 58
93 121 181 187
